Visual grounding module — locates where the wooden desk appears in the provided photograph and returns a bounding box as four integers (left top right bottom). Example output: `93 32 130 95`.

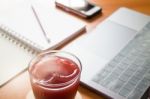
0 0 150 99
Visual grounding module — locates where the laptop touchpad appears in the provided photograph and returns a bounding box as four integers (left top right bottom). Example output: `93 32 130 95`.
82 20 137 61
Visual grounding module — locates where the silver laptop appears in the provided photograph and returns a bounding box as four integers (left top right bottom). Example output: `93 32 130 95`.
62 7 150 99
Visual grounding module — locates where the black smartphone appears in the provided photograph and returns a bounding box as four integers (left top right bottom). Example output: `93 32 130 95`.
55 0 102 18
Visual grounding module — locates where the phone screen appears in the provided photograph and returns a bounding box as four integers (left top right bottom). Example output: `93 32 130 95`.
57 0 95 12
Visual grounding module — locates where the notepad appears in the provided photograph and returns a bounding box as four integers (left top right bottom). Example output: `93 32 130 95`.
0 0 85 86
0 0 86 51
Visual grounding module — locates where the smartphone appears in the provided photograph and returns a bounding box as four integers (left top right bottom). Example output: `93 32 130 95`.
55 0 102 18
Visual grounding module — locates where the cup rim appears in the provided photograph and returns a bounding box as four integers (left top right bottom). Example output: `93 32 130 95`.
28 50 82 88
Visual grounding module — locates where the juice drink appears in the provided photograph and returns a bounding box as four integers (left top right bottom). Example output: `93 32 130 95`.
28 51 81 99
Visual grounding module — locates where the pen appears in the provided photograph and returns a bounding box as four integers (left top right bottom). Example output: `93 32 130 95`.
31 5 51 43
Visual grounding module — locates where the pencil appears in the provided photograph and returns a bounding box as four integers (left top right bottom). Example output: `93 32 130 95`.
31 5 51 43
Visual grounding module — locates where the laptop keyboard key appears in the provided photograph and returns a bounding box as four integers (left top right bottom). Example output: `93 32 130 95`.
119 88 130 97
109 80 125 93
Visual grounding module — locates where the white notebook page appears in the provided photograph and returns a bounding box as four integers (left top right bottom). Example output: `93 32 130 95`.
0 30 36 86
0 0 85 50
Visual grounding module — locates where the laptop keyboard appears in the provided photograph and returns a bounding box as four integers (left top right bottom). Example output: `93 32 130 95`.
92 22 150 99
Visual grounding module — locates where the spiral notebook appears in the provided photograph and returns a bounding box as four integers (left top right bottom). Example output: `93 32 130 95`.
0 0 85 86
0 28 37 86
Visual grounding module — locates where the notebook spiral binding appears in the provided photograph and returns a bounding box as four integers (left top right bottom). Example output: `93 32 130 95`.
0 24 41 55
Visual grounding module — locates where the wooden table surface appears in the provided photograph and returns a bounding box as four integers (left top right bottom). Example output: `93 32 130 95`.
0 0 150 99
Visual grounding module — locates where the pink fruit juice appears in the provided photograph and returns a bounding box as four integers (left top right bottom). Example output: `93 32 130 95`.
28 51 81 99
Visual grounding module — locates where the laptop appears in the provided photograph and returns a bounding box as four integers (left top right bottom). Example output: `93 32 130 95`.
62 7 150 99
